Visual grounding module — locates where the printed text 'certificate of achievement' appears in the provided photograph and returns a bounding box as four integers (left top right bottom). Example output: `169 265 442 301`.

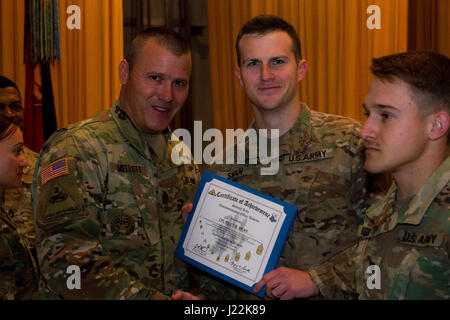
175 171 298 297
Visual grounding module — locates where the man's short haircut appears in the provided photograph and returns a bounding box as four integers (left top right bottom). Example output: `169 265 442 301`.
0 76 19 90
0 76 21 99
0 76 24 130
370 51 450 116
0 114 21 141
125 27 190 71
235 15 302 65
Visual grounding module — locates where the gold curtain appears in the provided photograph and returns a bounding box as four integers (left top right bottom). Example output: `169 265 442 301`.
207 0 409 133
408 0 450 56
0 0 123 129
51 0 123 128
0 0 26 99
435 0 450 55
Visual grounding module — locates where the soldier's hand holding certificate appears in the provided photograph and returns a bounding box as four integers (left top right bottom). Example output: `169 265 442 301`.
175 171 298 297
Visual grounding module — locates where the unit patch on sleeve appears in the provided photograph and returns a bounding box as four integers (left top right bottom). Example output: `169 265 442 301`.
41 158 69 185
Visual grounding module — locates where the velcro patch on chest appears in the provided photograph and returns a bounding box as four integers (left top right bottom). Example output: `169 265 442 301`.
226 166 254 180
283 148 333 164
116 164 145 174
110 214 136 236
398 230 445 247
110 162 148 176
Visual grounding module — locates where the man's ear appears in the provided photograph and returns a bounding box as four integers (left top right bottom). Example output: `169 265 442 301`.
429 111 450 141
119 60 129 85
297 59 308 81
234 66 243 87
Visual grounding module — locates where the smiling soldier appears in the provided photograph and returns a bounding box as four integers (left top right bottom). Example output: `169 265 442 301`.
174 15 374 301
213 15 371 300
32 27 199 300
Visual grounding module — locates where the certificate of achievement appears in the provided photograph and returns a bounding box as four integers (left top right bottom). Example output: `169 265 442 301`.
175 171 298 298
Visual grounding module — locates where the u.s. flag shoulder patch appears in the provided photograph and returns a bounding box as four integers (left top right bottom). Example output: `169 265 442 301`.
41 158 69 185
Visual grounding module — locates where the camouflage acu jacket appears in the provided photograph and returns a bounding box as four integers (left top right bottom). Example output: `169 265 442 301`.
310 156 450 299
4 146 38 250
32 101 198 299
207 104 368 298
0 206 39 299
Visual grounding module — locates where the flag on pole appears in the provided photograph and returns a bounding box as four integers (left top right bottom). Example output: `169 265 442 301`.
23 0 60 152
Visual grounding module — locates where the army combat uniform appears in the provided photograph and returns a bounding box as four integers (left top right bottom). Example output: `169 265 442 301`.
32 101 199 299
310 156 450 299
207 104 369 299
1 147 39 299
0 206 39 299
4 146 38 250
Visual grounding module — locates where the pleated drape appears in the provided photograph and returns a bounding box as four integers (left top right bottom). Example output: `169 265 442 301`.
50 0 123 128
0 0 26 100
0 0 123 129
408 0 450 55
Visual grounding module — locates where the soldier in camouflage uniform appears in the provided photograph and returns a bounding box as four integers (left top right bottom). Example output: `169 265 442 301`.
297 52 450 299
0 76 38 252
0 114 39 299
206 104 369 300
32 27 199 299
174 15 372 300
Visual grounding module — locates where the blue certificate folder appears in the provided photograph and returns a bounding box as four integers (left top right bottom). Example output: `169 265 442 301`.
175 170 298 298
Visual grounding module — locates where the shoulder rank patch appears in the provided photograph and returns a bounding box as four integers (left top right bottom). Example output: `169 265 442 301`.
284 148 333 164
398 230 445 247
41 158 69 185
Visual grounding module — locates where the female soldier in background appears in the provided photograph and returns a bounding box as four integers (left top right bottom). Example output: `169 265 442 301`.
0 114 39 299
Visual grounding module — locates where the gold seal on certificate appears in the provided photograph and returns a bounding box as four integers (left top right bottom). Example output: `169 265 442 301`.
175 171 298 297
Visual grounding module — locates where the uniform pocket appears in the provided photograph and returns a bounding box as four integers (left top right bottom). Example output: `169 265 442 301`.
388 248 420 300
